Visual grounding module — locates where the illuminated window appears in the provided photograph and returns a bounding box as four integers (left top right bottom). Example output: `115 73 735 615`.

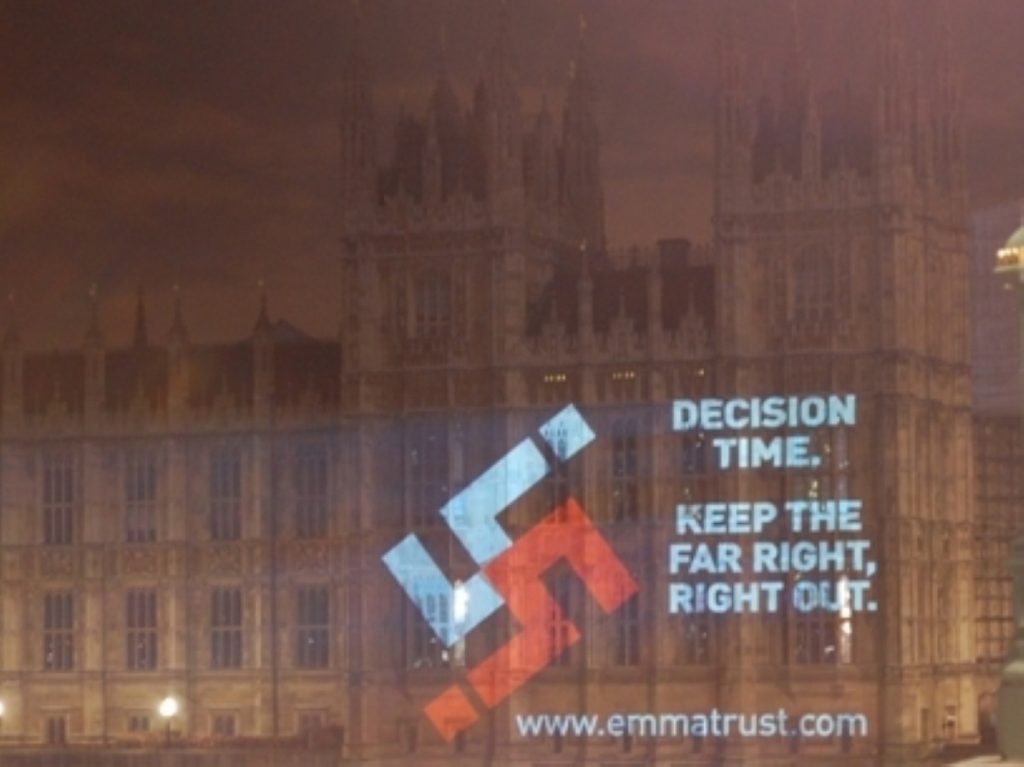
124 449 157 543
210 588 242 669
407 419 449 529
611 417 638 522
296 585 329 668
209 446 241 541
414 273 451 340
294 442 328 538
409 591 448 668
42 450 74 545
43 592 74 671
125 590 157 670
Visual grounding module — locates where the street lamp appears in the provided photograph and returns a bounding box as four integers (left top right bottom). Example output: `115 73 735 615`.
158 696 178 747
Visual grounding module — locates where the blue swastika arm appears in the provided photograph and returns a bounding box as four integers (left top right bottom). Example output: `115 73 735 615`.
440 438 549 565
538 403 596 460
381 534 505 647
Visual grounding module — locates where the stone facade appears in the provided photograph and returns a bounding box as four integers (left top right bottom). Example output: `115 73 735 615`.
0 4 1000 767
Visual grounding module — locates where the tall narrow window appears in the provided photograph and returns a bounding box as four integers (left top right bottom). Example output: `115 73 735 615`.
126 590 157 670
678 616 712 665
614 593 640 666
42 451 74 545
294 443 328 538
414 273 451 340
792 248 834 324
296 586 329 668
125 449 157 543
210 588 242 668
409 591 448 668
547 573 574 667
209 446 241 541
611 418 638 522
407 420 448 529
43 592 74 671
546 424 572 521
45 716 67 745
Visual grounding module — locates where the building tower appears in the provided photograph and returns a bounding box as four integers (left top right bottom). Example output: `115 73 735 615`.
714 1 975 762
994 218 1024 758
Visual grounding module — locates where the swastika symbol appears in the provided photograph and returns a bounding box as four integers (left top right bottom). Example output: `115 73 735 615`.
381 404 638 740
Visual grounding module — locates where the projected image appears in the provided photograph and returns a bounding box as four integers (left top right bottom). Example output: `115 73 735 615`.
0 1 1017 766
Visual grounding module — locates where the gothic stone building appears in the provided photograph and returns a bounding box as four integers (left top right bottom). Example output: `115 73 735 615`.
0 5 994 767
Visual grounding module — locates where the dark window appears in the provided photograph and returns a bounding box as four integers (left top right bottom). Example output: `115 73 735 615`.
611 417 638 522
614 593 640 666
210 589 242 668
128 715 150 733
409 592 448 668
125 449 157 543
126 590 158 670
407 420 448 528
212 714 236 737
547 573 574 667
414 273 451 340
209 446 241 540
43 592 74 671
43 451 74 545
296 586 329 668
294 443 328 538
45 716 67 745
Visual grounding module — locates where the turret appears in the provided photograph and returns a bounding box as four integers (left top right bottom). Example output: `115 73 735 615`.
167 286 189 421
83 286 105 420
525 94 559 208
559 17 605 249
873 0 912 192
578 242 594 353
932 0 964 195
2 295 23 430
473 3 524 220
714 17 751 209
340 1 377 230
252 285 274 420
133 286 149 350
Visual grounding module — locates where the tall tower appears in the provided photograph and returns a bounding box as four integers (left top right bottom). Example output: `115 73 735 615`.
714 1 975 762
994 213 1024 759
339 1 376 232
336 7 613 761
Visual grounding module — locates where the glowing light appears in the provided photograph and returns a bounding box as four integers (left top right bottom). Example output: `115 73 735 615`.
159 697 179 719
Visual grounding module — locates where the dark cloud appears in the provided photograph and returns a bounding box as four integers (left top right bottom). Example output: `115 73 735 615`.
0 0 1020 346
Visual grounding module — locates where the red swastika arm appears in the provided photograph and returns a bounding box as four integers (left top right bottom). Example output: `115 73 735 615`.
424 498 638 740
467 497 638 708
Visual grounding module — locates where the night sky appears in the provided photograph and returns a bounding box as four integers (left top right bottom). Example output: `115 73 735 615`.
0 0 1021 348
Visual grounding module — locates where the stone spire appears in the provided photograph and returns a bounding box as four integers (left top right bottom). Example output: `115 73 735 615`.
340 0 377 227
167 285 188 346
2 292 19 352
1 292 22 430
133 285 148 349
474 0 524 214
560 14 605 248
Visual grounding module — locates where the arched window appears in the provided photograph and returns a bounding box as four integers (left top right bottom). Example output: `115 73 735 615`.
792 247 834 324
414 273 451 340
